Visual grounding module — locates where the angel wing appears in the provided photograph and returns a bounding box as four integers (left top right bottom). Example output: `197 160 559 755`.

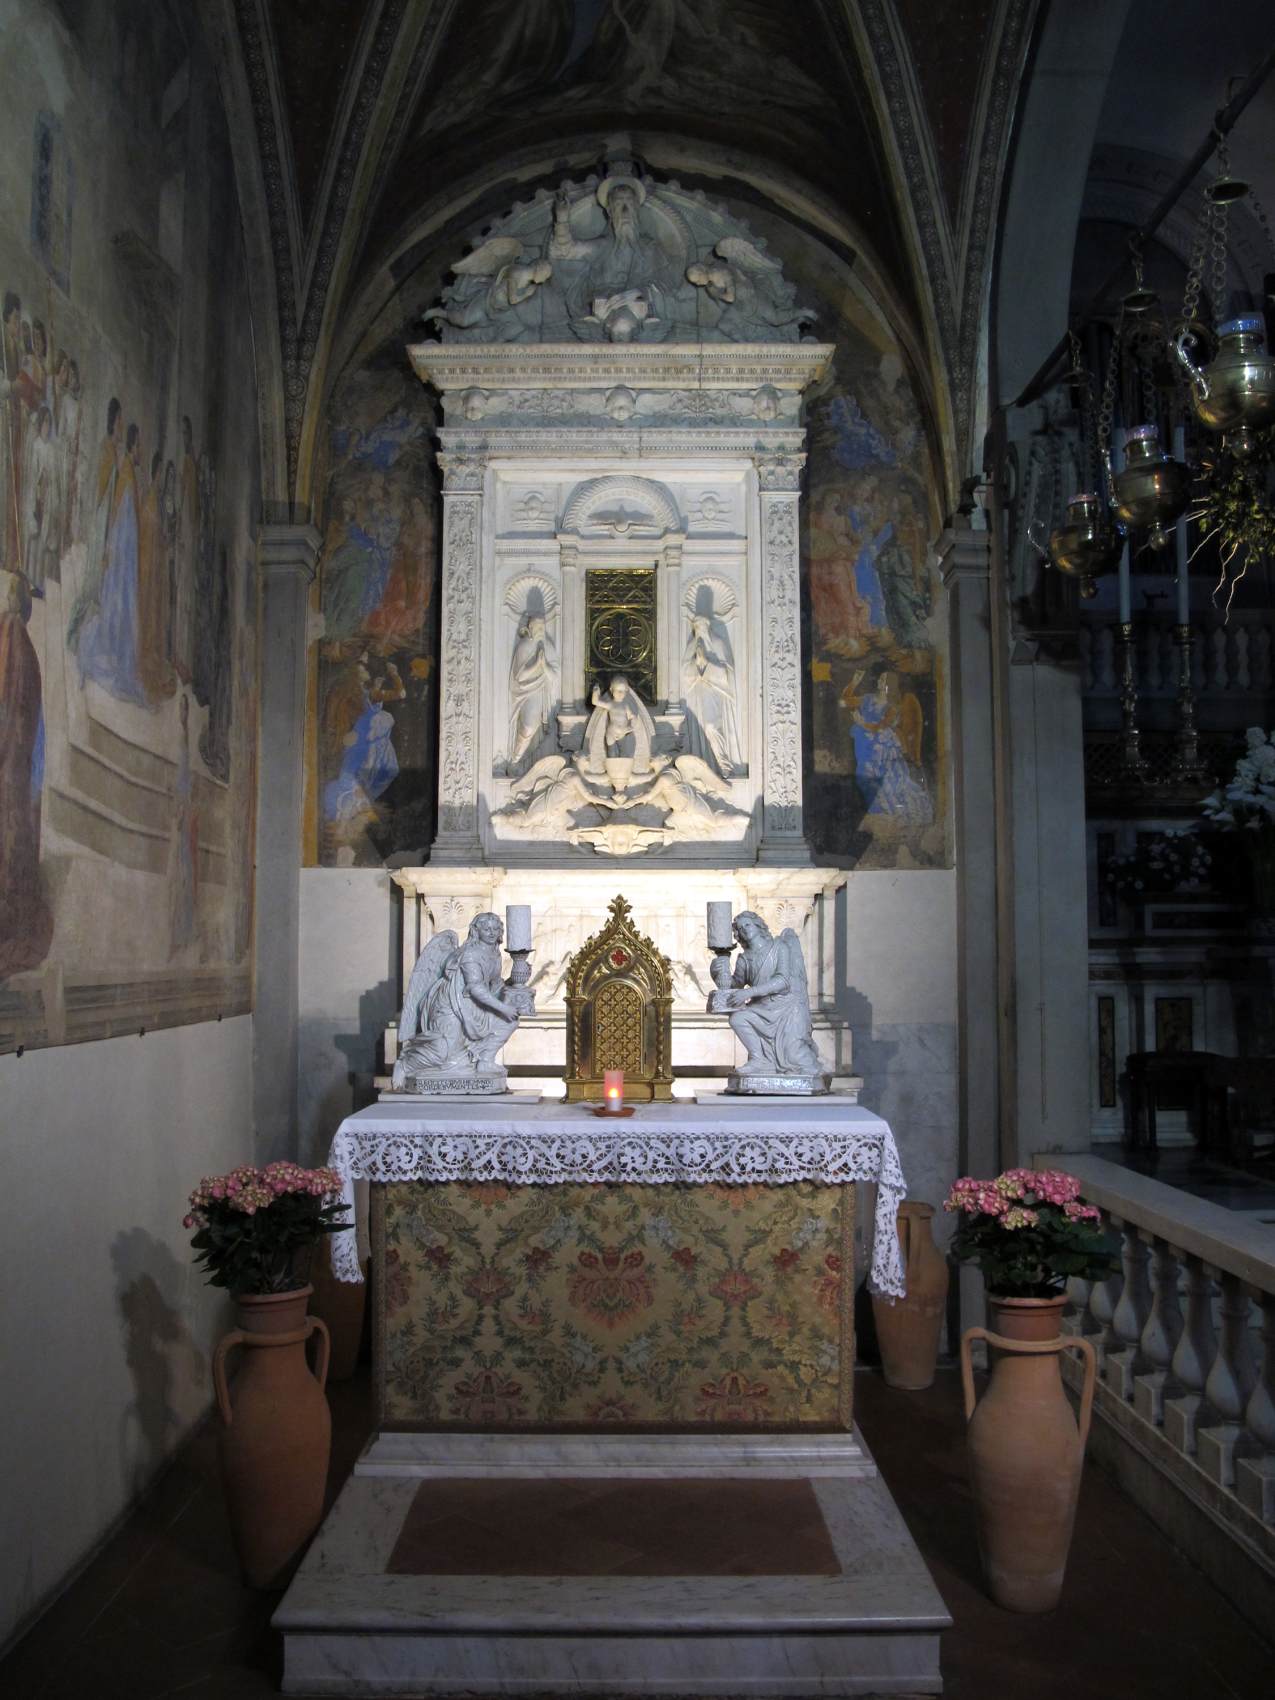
714 236 782 276
673 753 731 798
629 688 657 743
398 930 458 1040
453 236 525 277
778 927 811 1005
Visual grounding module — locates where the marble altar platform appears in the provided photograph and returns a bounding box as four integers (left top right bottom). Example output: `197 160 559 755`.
273 1097 948 1694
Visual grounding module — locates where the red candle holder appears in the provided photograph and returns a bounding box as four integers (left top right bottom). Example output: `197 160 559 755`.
593 1069 635 1117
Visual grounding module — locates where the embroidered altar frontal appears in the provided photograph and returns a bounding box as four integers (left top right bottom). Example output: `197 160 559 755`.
375 1179 854 1430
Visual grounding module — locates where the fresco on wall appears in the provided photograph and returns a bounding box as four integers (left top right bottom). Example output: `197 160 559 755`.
0 0 259 1052
313 362 439 867
803 348 944 868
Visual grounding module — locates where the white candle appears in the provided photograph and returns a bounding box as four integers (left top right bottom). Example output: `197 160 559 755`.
505 904 532 952
603 1069 624 1111
1173 424 1189 626
707 901 734 950
1112 428 1132 624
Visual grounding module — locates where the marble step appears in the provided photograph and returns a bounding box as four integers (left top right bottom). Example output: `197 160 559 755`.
357 1428 877 1480
274 1458 950 1697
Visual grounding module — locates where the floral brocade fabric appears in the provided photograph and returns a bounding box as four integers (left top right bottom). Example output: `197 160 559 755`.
378 1180 854 1428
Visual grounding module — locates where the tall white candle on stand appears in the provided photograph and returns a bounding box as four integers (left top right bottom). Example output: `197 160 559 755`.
1111 428 1132 623
505 904 532 952
707 901 734 950
1173 423 1190 625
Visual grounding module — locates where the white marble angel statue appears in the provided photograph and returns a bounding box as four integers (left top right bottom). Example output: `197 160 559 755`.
686 238 815 341
424 237 553 340
507 612 558 770
681 613 742 777
709 911 827 1092
391 913 525 1093
580 675 655 778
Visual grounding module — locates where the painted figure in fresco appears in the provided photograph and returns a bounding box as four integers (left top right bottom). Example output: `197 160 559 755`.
53 353 83 553
714 911 823 1079
365 492 432 649
199 543 233 782
807 486 872 657
323 654 406 841
0 561 53 979
23 405 57 592
193 449 218 711
168 692 199 959
174 416 199 684
680 612 741 778
137 450 175 704
76 416 147 706
846 670 931 827
507 611 558 770
1 293 25 571
392 913 520 1084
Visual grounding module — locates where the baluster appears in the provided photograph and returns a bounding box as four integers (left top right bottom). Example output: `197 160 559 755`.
1198 1272 1259 1488
1165 1252 1217 1454
1133 1237 1184 1425
1086 1228 1123 1373
1236 1291 1275 1523
1209 626 1228 691
1253 627 1271 693
1234 626 1251 691
1107 1219 1153 1398
1063 1274 1094 1336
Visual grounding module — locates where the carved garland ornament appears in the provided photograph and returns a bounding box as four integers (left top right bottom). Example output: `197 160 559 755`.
437 497 480 836
761 497 803 830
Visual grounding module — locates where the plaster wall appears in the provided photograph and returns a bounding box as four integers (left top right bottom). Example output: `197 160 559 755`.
0 1015 252 1651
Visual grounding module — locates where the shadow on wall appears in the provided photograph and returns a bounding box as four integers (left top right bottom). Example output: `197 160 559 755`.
110 1229 210 1500
301 976 399 1164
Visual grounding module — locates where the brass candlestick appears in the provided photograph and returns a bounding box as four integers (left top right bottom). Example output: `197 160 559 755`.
1117 620 1149 784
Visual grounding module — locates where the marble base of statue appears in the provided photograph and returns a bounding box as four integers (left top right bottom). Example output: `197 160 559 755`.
387 1065 511 1098
724 1068 831 1096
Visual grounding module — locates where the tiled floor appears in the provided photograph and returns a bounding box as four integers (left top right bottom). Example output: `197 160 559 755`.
2 1366 1270 1699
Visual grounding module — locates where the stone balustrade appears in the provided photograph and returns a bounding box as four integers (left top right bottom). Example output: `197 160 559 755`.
1036 1154 1275 1631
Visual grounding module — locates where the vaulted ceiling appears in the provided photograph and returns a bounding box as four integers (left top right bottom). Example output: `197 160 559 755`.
213 0 1036 508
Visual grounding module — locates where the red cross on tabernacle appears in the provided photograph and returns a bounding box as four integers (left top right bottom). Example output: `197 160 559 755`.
610 948 630 968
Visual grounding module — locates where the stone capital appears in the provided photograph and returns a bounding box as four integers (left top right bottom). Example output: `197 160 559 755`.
935 523 992 588
437 452 488 493
257 522 321 582
753 453 805 493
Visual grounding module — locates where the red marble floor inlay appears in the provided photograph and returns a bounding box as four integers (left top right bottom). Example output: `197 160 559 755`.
386 1476 842 1577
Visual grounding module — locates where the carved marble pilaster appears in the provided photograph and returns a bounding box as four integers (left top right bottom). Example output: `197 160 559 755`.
755 454 806 862
433 457 486 861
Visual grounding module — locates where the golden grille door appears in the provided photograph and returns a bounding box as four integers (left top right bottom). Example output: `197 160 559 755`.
564 895 674 1101
585 567 657 703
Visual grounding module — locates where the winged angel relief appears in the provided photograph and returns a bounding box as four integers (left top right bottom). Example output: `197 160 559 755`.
425 161 815 344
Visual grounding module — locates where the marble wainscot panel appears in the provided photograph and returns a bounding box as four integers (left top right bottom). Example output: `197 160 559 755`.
273 1445 950 1697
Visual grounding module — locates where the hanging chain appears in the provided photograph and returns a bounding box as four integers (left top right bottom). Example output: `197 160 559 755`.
1068 329 1099 494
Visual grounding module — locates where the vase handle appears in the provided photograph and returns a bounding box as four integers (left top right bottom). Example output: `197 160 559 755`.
1061 1333 1098 1450
213 1330 247 1427
960 1327 1098 1447
308 1316 331 1393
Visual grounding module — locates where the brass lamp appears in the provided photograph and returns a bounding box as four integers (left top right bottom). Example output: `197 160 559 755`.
1110 423 1192 550
1174 315 1275 458
1036 492 1122 599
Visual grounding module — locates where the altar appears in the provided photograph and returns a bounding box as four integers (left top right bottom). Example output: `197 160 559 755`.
326 1097 906 1434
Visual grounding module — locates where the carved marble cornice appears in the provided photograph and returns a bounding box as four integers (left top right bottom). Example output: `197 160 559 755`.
437 426 808 461
409 342 834 397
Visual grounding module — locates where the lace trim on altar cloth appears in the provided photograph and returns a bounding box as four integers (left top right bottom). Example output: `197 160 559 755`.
326 1125 907 1297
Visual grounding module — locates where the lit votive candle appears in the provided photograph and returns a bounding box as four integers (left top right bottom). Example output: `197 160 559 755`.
707 901 734 950
603 1069 625 1112
505 904 532 952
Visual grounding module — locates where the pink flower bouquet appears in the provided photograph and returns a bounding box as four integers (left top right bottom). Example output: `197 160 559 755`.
184 1162 349 1294
943 1168 1113 1298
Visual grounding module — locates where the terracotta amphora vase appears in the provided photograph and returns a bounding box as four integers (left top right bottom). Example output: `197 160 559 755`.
872 1201 949 1389
960 1294 1097 1613
213 1284 331 1588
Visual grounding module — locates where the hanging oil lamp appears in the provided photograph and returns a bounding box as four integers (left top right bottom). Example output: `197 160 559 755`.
1036 492 1122 599
1109 423 1192 549
1174 314 1275 457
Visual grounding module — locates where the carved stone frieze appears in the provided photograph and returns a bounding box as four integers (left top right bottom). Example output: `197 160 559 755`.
759 495 803 835
437 495 481 840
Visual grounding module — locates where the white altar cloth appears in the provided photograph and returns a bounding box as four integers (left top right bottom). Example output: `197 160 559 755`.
326 1097 907 1295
